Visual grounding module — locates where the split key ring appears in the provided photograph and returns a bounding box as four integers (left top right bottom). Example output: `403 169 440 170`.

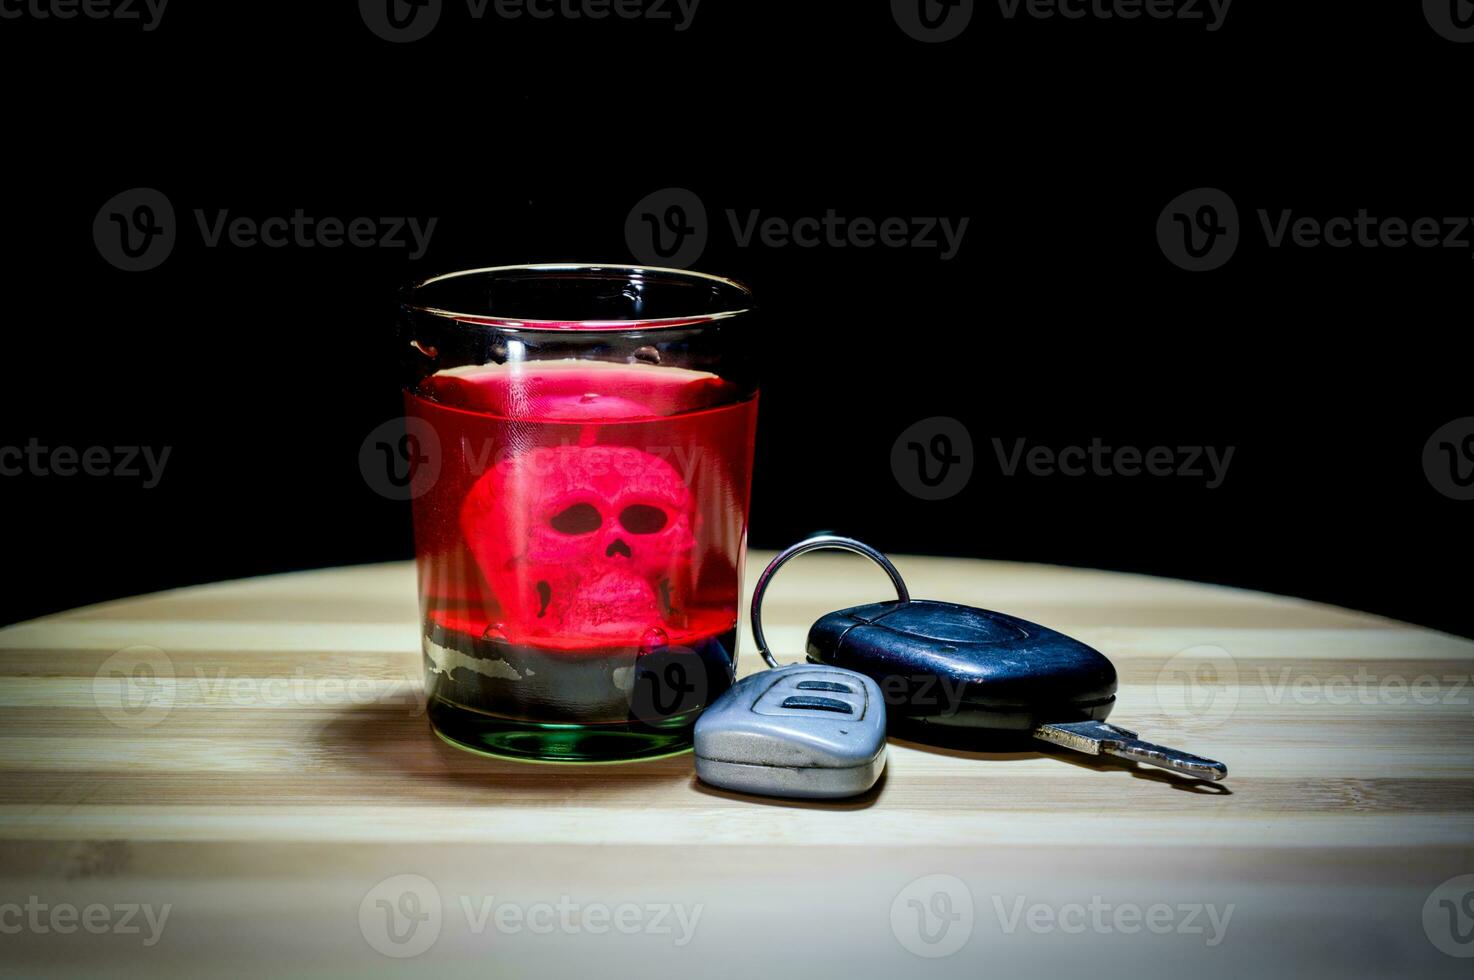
748 535 911 669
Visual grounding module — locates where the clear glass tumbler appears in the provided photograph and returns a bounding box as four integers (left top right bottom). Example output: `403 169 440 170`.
397 264 759 762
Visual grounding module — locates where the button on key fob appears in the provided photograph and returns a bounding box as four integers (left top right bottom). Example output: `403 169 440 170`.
693 664 887 799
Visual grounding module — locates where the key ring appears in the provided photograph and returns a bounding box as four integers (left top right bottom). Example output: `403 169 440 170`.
750 535 911 668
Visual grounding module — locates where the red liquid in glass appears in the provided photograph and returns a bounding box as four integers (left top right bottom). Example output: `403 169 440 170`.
407 359 758 728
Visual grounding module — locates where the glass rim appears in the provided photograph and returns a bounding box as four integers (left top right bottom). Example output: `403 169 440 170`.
400 263 754 331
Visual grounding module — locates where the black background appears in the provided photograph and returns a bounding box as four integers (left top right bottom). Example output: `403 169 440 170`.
1 1 1469 637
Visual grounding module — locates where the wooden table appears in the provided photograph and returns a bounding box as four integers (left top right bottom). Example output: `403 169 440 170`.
3 554 1472 977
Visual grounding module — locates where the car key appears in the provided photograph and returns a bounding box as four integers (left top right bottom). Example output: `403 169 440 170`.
752 536 1228 781
693 663 887 799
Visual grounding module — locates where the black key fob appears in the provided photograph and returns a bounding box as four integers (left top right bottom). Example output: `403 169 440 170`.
753 537 1226 779
806 599 1117 733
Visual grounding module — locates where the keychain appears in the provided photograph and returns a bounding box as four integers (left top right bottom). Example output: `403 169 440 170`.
693 536 1227 800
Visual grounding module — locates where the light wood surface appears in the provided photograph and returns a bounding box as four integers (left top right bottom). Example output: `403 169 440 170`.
2 554 1472 977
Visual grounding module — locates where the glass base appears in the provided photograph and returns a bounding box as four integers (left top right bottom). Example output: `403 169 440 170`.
428 697 697 763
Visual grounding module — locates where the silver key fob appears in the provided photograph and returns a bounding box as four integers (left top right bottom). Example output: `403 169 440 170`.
693 664 887 799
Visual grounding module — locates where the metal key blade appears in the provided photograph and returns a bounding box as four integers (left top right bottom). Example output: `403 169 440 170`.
1033 720 1228 781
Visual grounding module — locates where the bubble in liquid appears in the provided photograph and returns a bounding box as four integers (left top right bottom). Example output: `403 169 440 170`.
480 623 510 645
640 627 670 655
630 346 661 365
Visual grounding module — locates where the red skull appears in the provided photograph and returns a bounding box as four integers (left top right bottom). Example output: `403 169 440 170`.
461 445 697 643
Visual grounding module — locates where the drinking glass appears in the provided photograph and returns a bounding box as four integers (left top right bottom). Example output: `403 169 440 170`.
397 264 759 762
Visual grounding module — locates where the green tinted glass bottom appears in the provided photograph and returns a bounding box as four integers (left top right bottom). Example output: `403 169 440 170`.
428 697 698 763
